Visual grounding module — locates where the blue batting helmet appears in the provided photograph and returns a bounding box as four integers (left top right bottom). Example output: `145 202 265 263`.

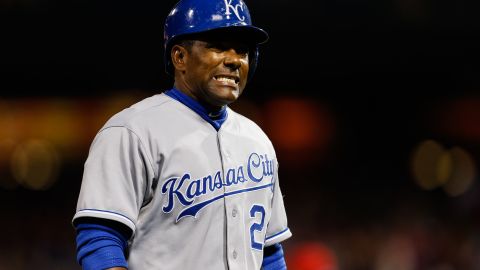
163 0 269 80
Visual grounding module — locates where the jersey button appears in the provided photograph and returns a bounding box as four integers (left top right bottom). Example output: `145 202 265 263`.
233 250 237 259
232 209 237 217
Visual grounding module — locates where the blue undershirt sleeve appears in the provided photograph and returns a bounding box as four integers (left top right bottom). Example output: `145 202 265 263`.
75 222 129 270
262 243 287 270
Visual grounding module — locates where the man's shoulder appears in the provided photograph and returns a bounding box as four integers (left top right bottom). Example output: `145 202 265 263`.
102 93 175 129
129 93 172 111
227 108 256 126
227 108 271 141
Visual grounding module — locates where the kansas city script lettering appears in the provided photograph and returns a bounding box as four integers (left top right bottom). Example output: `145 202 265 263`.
161 152 274 214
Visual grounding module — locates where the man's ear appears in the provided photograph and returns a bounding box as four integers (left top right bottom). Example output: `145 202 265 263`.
171 44 188 71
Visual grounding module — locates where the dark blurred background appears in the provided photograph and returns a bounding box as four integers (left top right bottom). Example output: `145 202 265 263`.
1 0 480 269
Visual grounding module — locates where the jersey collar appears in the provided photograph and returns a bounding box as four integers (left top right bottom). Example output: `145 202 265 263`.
164 88 228 131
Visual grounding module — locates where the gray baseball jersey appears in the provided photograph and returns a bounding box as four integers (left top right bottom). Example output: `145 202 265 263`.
73 92 292 270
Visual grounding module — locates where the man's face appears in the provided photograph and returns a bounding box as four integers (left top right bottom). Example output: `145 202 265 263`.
180 36 250 109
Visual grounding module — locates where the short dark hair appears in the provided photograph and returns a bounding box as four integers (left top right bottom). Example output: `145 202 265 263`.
174 39 195 53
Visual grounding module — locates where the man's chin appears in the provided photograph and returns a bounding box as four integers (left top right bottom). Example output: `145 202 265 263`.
207 90 241 106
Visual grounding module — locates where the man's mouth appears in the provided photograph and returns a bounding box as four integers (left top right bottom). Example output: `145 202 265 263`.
214 75 239 85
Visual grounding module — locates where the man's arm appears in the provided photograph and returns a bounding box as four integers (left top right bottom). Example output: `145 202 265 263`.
75 218 131 270
262 243 286 270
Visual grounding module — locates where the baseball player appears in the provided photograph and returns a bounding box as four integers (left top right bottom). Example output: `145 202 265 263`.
72 0 292 269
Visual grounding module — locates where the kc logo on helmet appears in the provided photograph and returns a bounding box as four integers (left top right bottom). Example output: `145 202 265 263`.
224 0 245 21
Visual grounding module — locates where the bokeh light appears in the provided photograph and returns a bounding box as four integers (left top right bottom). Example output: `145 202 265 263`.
410 140 449 190
263 97 335 165
287 242 338 270
410 140 477 196
442 147 476 197
374 234 416 270
10 139 61 190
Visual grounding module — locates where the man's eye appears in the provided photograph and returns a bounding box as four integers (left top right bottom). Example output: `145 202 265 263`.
236 47 250 55
207 43 227 51
205 42 249 54
208 45 224 51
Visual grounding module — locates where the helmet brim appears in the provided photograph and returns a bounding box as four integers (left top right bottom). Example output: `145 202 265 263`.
174 25 269 46
210 25 269 45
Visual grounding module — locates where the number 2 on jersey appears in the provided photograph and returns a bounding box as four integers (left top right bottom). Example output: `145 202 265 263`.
249 204 266 250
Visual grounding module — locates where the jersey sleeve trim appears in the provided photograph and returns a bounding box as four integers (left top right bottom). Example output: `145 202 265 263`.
73 209 136 232
264 228 292 246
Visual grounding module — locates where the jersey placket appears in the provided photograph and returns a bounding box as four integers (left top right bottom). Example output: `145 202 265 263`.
216 129 245 270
